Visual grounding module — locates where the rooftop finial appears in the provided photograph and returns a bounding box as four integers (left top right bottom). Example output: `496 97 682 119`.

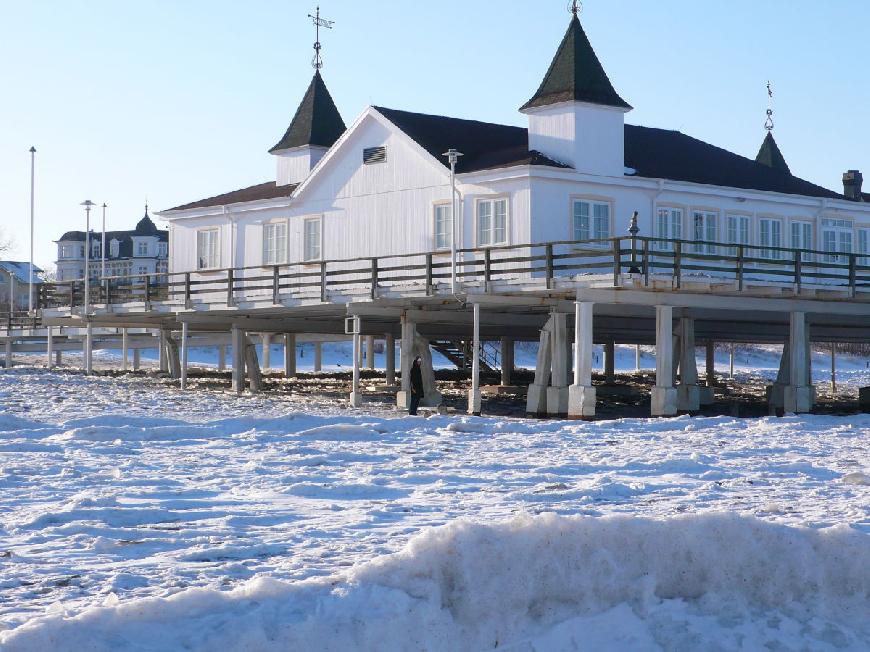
145 198 149 216
569 0 582 17
308 6 334 70
765 81 774 132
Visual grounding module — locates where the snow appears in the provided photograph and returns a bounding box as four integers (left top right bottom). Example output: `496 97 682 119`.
0 367 868 649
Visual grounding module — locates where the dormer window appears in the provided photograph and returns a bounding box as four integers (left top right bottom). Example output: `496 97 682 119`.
91 240 100 257
110 239 120 258
158 242 168 258
137 241 148 257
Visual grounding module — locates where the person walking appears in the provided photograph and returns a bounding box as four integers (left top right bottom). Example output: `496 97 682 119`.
409 356 424 415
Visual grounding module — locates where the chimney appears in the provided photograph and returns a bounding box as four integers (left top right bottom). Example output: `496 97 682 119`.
843 170 863 201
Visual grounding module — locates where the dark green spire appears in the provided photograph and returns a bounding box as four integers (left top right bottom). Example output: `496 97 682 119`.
269 71 346 153
755 131 790 174
521 15 631 112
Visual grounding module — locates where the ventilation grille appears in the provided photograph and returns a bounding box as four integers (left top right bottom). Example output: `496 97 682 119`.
363 146 387 165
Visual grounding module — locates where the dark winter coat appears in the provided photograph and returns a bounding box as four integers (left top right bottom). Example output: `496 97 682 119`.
410 363 424 397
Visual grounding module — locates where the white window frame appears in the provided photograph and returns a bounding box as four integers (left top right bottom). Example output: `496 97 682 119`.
758 217 783 260
725 214 751 255
433 202 452 252
572 198 611 244
109 239 120 258
821 218 853 263
691 210 719 254
262 220 289 266
857 227 870 266
196 228 220 270
654 206 683 250
475 197 509 247
157 242 168 258
303 216 322 262
136 241 148 257
790 220 813 262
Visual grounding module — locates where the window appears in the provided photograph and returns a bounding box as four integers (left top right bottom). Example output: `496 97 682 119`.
363 146 387 165
196 229 219 270
726 214 750 255
434 204 452 251
79 246 85 257
263 221 288 265
477 198 508 246
821 218 853 263
791 222 813 262
655 207 682 250
158 242 168 258
573 199 610 243
858 228 870 265
137 266 148 276
758 218 783 259
303 217 322 261
91 239 100 257
109 239 120 258
691 211 718 254
136 241 148 257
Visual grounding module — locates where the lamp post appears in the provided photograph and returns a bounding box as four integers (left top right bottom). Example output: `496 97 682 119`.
28 147 36 314
442 148 463 295
81 200 95 313
627 210 641 274
100 203 107 281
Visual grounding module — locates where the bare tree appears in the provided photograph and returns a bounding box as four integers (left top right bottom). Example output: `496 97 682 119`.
0 227 12 255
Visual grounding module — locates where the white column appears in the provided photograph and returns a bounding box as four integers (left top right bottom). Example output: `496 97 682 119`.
121 329 129 372
180 321 189 390
261 334 271 371
84 323 93 375
500 337 514 386
729 343 735 378
635 343 641 372
231 326 245 393
526 317 553 415
366 335 375 370
217 345 226 372
546 311 569 415
132 348 141 371
313 341 322 373
385 333 396 386
46 327 54 369
284 333 296 378
158 329 168 373
676 316 700 412
569 301 596 418
784 311 812 413
468 303 482 415
350 318 362 407
651 305 677 416
244 337 262 393
397 315 415 409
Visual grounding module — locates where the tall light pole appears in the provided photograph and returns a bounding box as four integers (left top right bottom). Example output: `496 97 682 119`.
28 147 36 314
442 148 463 295
81 200 95 313
100 203 107 281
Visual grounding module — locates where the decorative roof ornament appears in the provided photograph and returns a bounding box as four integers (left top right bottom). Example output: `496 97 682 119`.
308 6 334 71
569 0 582 17
764 81 774 132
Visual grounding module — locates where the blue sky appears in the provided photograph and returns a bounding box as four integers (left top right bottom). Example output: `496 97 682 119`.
1 0 868 269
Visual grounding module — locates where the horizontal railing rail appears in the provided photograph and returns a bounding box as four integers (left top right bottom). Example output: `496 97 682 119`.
33 236 870 314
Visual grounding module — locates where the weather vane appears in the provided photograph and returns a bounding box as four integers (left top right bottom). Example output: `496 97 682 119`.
308 6 334 70
569 0 582 16
765 81 774 131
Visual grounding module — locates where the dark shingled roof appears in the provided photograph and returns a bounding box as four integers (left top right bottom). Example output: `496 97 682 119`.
755 131 791 174
521 15 631 112
374 107 569 173
58 208 168 248
168 181 299 211
269 71 346 153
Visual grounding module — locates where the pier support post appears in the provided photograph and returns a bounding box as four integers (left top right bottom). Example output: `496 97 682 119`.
180 322 189 390
546 311 569 416
165 332 180 380
121 329 129 372
350 317 362 407
366 335 375 370
4 339 11 369
830 343 837 394
132 349 140 371
569 301 596 419
651 306 677 416
217 345 226 372
397 316 414 410
55 350 62 367
313 341 322 372
676 316 700 412
231 326 245 393
784 311 813 413
84 323 93 375
526 317 553 415
635 343 641 372
158 329 169 374
500 337 514 386
604 340 616 384
700 339 716 405
261 334 271 371
385 333 396 386
468 303 482 415
284 334 296 378
245 337 262 393
46 327 54 370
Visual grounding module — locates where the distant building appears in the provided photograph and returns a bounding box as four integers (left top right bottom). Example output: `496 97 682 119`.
0 261 43 311
55 206 168 282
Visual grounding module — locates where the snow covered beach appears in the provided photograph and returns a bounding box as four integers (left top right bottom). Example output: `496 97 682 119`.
0 367 868 650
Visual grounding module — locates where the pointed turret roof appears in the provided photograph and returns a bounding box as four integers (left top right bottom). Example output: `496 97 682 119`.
521 15 631 112
755 131 790 174
269 71 346 153
134 205 159 235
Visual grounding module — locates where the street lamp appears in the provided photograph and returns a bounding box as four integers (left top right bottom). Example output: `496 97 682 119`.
441 148 463 295
101 203 107 281
81 200 95 313
28 147 36 314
